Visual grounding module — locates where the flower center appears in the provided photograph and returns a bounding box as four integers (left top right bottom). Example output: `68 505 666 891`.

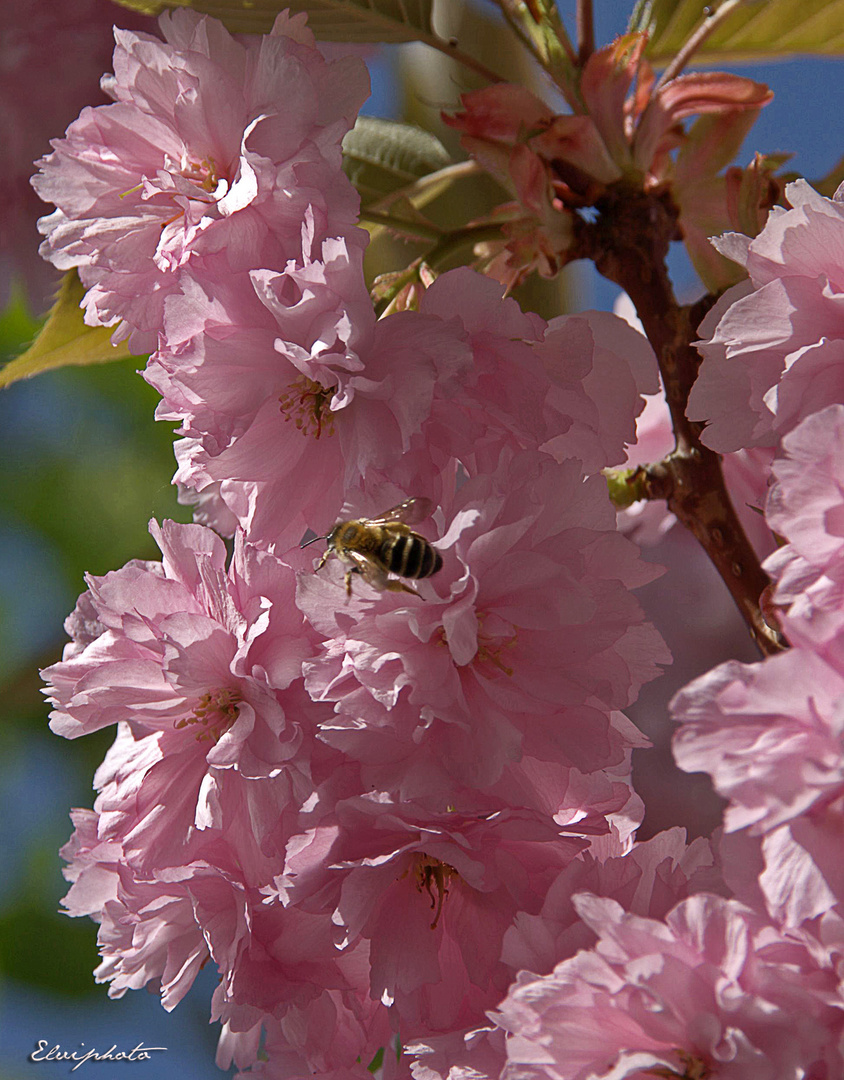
175 687 242 742
436 613 518 676
278 376 337 439
647 1052 711 1080
412 855 456 930
179 154 221 194
475 613 517 677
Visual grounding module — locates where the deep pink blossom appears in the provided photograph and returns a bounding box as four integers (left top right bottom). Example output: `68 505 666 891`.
444 41 770 287
32 9 368 349
298 450 667 797
493 893 844 1079
689 180 844 453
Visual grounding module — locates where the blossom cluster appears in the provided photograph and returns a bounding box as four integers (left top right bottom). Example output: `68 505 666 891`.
486 182 844 1080
34 10 679 1077
31 8 844 1080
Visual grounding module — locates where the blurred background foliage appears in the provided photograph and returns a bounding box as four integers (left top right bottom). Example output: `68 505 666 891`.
0 1 840 1076
0 297 203 1076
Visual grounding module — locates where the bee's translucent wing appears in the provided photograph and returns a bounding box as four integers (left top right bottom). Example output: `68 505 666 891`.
364 497 433 527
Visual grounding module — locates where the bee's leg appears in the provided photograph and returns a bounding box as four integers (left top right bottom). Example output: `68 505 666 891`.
315 549 332 571
345 569 356 597
385 580 423 599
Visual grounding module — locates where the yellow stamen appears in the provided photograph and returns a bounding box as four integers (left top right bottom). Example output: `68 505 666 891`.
410 855 457 930
646 1052 711 1080
278 376 337 439
175 687 242 742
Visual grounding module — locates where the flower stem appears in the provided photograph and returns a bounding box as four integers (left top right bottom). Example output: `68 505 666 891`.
655 0 751 89
423 32 506 85
368 161 482 215
576 0 595 64
577 184 785 656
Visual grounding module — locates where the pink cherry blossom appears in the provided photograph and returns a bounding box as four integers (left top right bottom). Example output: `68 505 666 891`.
763 404 844 651
60 722 389 1062
275 791 589 1038
42 519 324 864
298 450 667 797
223 994 395 1080
612 293 775 554
672 649 844 837
60 725 247 1010
158 261 658 548
500 827 722 978
689 180 844 454
32 9 369 349
1 0 151 311
671 644 844 931
155 237 473 548
407 830 722 1080
493 893 844 1080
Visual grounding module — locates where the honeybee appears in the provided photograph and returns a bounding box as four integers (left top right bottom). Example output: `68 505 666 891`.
305 497 443 597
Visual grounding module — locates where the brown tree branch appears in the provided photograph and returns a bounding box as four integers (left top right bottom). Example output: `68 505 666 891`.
577 0 595 65
574 183 785 657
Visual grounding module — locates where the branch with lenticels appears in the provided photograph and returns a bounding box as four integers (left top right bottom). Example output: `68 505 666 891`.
574 181 786 657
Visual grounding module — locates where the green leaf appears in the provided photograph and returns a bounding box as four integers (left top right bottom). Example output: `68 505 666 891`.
814 153 844 196
0 271 133 391
113 0 434 41
631 0 844 63
343 116 452 207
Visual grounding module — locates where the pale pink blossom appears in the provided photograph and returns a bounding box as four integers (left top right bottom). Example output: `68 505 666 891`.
672 648 844 837
763 404 844 650
671 642 844 932
406 1025 505 1080
226 998 395 1080
32 9 368 349
612 293 775 554
60 724 386 1052
159 256 473 547
537 309 659 473
689 180 844 453
407 831 722 1080
501 827 722 978
1 0 150 311
161 263 657 547
275 791 589 1037
298 450 668 797
60 726 242 1010
42 519 324 860
493 893 844 1080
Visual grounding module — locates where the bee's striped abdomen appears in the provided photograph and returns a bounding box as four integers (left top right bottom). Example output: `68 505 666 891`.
381 534 442 579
